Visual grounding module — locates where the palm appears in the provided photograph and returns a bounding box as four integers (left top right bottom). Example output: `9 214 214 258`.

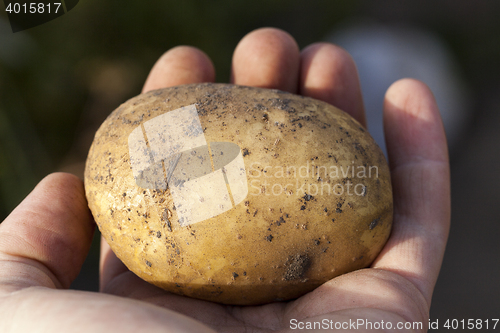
0 28 449 333
101 267 427 332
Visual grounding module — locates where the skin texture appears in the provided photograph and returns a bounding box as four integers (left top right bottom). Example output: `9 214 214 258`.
0 27 450 332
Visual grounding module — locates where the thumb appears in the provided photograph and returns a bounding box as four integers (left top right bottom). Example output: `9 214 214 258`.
0 173 95 292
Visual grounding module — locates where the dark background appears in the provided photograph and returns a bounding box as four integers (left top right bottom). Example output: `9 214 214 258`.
1 0 499 330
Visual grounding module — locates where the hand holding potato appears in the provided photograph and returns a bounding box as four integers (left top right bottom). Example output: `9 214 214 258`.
0 28 450 332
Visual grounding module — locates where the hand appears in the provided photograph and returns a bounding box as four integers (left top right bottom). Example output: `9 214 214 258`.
0 28 450 332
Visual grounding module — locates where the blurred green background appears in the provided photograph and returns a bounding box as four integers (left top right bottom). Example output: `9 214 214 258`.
1 0 500 328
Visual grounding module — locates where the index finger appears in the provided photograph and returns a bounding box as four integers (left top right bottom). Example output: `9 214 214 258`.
142 46 215 93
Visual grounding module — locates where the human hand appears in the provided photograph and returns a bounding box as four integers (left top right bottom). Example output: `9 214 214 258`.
0 28 450 332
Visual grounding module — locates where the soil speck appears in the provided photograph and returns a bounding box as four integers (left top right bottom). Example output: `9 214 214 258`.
283 254 311 281
303 193 314 201
275 216 286 226
369 218 380 230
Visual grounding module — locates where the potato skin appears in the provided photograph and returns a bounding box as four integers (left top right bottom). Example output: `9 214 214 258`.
85 83 392 305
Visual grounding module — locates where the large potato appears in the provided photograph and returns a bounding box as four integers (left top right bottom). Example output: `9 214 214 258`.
85 83 392 305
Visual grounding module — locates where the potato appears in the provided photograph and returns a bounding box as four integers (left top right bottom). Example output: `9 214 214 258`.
85 83 392 305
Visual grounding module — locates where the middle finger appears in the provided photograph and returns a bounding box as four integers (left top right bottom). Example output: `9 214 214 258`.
231 27 300 93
